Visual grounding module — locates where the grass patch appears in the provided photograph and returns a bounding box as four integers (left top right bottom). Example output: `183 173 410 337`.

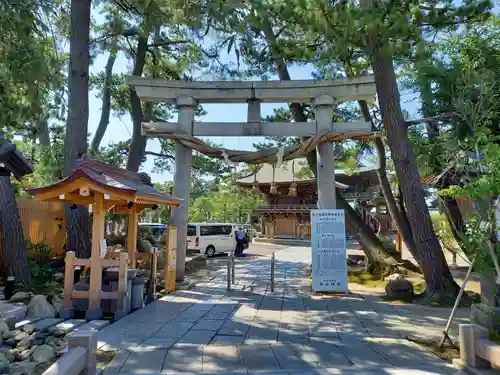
491 330 500 345
347 269 385 287
415 341 460 362
96 350 118 371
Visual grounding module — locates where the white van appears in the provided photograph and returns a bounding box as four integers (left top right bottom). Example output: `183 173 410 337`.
187 223 237 257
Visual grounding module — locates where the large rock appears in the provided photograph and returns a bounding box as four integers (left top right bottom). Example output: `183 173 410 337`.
385 278 414 302
0 303 28 327
30 345 55 364
27 296 55 319
3 330 20 340
9 293 31 304
386 273 404 282
8 361 36 375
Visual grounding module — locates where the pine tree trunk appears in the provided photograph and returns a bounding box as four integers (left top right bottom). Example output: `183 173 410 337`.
90 41 118 151
63 0 92 258
126 36 148 172
357 99 419 262
37 119 50 147
414 44 467 258
369 42 461 303
0 175 31 285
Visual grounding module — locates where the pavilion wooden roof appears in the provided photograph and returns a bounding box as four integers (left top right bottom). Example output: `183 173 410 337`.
0 142 33 180
26 155 181 207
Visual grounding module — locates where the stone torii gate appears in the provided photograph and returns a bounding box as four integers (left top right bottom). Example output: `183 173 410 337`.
127 76 376 281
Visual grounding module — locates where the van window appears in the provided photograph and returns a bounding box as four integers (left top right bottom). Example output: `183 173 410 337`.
200 225 232 236
187 225 196 236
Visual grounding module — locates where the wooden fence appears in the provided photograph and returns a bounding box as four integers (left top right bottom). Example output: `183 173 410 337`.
0 198 67 258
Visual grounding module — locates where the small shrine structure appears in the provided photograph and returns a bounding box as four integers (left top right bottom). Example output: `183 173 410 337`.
26 155 181 320
235 158 390 241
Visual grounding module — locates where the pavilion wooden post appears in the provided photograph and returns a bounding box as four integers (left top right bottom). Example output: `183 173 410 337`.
314 95 336 209
87 192 105 320
127 210 138 268
62 251 75 311
171 96 195 282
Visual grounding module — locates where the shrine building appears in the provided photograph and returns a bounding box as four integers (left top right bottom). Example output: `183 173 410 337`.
235 158 393 243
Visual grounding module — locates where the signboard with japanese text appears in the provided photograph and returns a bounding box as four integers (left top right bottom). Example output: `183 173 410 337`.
311 209 348 292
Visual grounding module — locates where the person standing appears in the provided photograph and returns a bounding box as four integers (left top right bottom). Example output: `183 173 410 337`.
235 227 245 254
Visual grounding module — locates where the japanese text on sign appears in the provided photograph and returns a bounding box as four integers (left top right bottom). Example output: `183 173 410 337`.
311 209 348 292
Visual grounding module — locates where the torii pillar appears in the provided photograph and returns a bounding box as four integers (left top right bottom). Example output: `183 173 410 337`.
314 95 336 209
171 96 195 282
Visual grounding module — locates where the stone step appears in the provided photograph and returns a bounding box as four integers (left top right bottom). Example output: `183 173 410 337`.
49 319 86 335
32 318 64 333
74 320 110 332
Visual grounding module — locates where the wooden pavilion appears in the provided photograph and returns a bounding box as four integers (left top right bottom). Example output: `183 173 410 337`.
26 155 181 320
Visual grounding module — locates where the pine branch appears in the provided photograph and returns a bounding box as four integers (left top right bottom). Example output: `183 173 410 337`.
405 113 455 126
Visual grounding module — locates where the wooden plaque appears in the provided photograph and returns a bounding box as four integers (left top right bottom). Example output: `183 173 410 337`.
164 227 177 293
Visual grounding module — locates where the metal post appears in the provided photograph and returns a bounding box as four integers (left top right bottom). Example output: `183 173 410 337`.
231 252 236 284
439 255 476 349
271 253 275 292
227 256 232 291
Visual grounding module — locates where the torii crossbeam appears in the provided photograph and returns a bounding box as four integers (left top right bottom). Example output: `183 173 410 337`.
127 75 377 281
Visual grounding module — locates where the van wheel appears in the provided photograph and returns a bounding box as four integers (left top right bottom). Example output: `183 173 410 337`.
206 246 216 257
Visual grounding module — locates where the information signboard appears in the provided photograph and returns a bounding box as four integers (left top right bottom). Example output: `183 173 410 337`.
311 209 348 292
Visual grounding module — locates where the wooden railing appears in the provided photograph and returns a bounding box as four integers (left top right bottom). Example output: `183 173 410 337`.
42 330 96 375
63 251 128 317
458 324 500 370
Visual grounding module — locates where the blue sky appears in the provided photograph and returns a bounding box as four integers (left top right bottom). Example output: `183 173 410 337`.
88 50 421 183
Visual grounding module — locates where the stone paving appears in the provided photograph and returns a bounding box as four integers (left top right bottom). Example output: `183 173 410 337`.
97 246 468 375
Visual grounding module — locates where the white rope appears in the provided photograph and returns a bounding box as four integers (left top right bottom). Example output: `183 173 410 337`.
221 151 236 166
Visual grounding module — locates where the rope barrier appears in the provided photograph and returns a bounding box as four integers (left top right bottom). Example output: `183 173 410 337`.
162 131 375 165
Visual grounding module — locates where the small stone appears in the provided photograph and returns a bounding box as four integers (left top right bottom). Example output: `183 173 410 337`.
8 361 36 375
27 296 55 319
0 346 10 354
22 325 35 335
16 336 34 351
51 297 63 316
385 278 414 301
9 292 31 304
0 353 9 371
33 333 48 341
17 347 35 362
0 320 10 336
13 332 28 343
5 339 15 347
30 345 54 364
386 273 404 282
3 330 19 340
5 349 15 362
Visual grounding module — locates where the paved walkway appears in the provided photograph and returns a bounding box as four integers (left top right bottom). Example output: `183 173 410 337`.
98 246 468 375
